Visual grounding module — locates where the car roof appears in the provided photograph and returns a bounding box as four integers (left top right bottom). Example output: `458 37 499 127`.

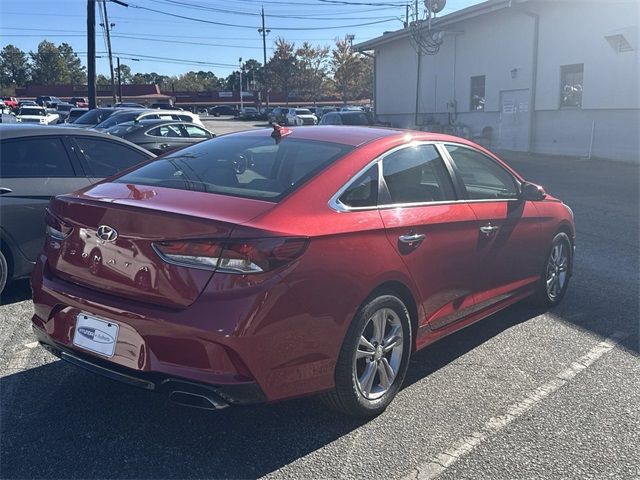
229 125 492 148
116 119 202 127
0 124 151 147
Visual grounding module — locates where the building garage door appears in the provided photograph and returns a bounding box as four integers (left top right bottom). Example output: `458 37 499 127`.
498 89 530 151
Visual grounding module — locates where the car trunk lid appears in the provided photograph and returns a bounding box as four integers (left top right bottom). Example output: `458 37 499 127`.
46 182 275 308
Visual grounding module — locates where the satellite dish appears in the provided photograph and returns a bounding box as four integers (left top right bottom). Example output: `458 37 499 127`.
425 0 446 14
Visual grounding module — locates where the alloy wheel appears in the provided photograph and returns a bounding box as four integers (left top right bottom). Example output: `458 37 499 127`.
546 240 569 300
353 307 404 400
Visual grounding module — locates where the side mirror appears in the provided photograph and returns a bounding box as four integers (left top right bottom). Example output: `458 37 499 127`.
521 182 547 201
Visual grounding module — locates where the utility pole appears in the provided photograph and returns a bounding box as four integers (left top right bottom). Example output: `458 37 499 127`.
87 0 96 109
101 0 117 105
116 57 121 102
258 7 270 109
239 57 244 111
405 4 409 27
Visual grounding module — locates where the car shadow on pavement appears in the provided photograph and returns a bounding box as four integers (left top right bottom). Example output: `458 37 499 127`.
0 279 31 306
1 302 541 480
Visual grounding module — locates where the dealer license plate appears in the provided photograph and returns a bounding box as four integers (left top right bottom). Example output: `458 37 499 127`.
72 314 119 357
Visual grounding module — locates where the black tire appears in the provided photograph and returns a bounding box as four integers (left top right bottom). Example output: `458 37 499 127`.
321 293 412 417
531 232 572 306
0 248 7 296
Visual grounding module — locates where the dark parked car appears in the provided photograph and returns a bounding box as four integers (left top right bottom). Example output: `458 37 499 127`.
30 125 574 417
35 95 62 108
0 125 153 294
269 107 290 124
63 107 123 129
66 108 89 124
55 103 75 122
237 107 260 120
106 120 214 154
319 111 375 126
209 105 237 117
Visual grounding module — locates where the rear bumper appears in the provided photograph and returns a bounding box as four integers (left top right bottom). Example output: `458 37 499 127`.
33 328 266 406
30 252 341 402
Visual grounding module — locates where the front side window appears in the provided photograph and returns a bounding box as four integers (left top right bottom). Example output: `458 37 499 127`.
338 164 378 208
382 145 455 204
115 136 353 201
0 137 74 178
470 75 486 111
74 137 150 178
560 63 583 108
445 145 518 200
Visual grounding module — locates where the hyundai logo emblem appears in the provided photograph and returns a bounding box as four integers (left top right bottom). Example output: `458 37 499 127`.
96 225 118 242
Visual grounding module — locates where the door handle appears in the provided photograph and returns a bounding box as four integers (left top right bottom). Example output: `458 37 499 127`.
159 143 169 149
479 224 500 236
398 233 426 244
0 187 12 194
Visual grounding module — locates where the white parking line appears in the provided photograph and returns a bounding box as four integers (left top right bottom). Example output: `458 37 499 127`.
402 331 628 480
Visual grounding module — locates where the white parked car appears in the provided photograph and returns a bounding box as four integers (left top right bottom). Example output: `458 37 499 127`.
16 106 59 125
93 108 204 130
286 108 318 126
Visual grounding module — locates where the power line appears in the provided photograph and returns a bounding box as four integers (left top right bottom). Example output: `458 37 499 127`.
151 0 399 20
122 1 401 30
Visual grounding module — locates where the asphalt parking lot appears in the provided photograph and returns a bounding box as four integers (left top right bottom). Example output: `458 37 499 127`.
1 120 638 479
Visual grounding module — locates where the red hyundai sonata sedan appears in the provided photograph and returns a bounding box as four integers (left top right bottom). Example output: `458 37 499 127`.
31 125 574 417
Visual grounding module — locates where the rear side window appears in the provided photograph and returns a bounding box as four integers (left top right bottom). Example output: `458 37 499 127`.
382 145 455 204
115 135 353 201
74 137 150 178
445 145 518 200
183 125 211 138
338 164 378 208
148 125 184 138
0 137 74 178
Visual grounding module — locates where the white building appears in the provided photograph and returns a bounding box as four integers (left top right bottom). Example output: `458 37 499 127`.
355 0 639 162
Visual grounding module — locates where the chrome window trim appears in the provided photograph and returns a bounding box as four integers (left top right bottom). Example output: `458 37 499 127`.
328 140 522 213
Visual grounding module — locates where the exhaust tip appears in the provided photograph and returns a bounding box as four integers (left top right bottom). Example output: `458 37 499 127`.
169 390 229 411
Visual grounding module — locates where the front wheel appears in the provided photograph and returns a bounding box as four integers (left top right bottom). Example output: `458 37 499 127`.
531 232 572 306
0 248 8 295
322 294 411 417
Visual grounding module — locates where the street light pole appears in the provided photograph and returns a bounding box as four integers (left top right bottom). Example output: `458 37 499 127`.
258 7 270 109
239 57 244 111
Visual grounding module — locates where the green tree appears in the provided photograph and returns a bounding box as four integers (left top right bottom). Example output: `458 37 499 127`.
58 43 86 83
0 44 30 87
96 74 110 86
30 41 66 85
242 59 263 90
296 42 329 103
116 63 133 84
268 38 298 104
330 36 370 104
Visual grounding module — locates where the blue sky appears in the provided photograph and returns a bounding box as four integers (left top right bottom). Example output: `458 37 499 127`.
0 0 480 78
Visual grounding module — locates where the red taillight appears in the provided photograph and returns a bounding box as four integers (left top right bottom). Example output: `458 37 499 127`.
153 238 308 274
45 210 73 240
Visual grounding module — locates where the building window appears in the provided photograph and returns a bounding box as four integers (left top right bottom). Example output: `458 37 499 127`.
470 75 485 111
560 64 583 108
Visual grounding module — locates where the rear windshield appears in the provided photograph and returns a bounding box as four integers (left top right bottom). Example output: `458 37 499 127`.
96 111 139 128
115 134 353 201
106 123 142 136
19 108 45 116
73 109 115 125
341 113 371 125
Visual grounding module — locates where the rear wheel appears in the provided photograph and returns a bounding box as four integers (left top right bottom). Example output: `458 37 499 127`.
0 249 7 295
322 294 411 417
531 232 572 306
